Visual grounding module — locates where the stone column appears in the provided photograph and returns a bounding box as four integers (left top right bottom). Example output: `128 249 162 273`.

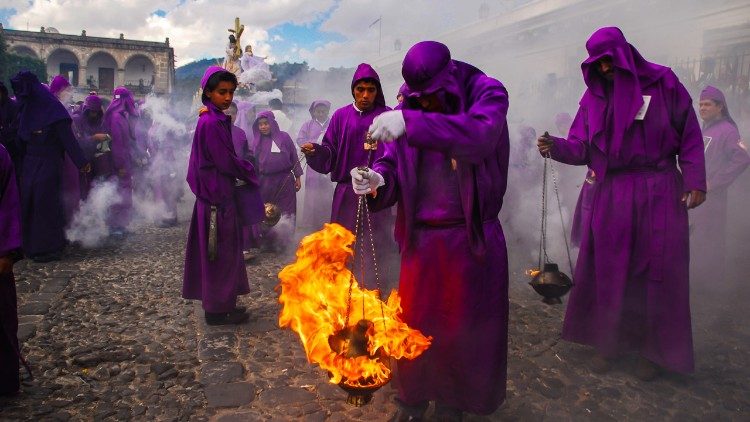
116 68 125 87
78 66 87 88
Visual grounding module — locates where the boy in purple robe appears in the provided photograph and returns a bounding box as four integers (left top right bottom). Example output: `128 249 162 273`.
183 66 259 325
691 86 750 289
296 100 334 230
0 144 24 396
355 41 510 419
10 71 89 262
251 111 302 252
72 94 110 198
301 64 398 289
104 86 138 238
537 27 706 380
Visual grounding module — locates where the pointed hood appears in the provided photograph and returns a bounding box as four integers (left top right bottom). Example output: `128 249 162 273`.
351 63 386 108
10 71 71 139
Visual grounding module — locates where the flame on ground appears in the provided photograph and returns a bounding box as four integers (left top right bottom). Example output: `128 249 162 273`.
277 223 432 387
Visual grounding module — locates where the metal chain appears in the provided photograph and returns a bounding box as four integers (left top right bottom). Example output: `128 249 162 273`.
269 154 307 204
538 155 549 270
548 161 574 276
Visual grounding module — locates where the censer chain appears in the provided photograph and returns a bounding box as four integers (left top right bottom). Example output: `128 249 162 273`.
268 154 307 205
547 157 574 276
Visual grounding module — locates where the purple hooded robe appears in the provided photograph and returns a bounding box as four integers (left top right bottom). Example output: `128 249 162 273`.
182 66 259 313
11 71 88 257
296 100 334 229
0 82 20 179
690 86 750 286
306 64 398 288
369 41 510 415
0 144 22 395
53 77 81 225
104 86 138 231
48 75 71 98
250 111 303 248
72 94 108 198
547 28 706 373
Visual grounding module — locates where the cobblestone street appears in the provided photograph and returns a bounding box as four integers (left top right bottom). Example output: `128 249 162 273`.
0 222 748 421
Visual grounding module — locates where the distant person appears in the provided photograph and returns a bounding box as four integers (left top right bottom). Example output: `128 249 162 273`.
690 86 750 288
296 100 333 230
71 94 110 199
537 27 706 381
183 66 258 326
268 98 292 132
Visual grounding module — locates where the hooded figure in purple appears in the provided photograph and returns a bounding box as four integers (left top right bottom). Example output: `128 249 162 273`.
50 75 83 225
72 94 109 198
296 100 334 230
11 71 88 262
183 66 259 323
0 144 25 395
357 41 510 418
251 110 302 250
301 64 398 289
0 82 20 179
104 86 138 235
690 86 750 288
537 27 706 378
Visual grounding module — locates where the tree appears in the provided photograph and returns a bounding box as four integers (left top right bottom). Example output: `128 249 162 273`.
1 31 47 88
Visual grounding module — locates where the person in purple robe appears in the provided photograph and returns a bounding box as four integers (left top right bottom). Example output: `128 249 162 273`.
147 122 180 228
354 41 510 419
225 101 258 255
104 86 138 238
301 63 398 289
251 110 302 252
690 86 750 290
71 94 110 199
48 75 73 105
234 100 256 136
537 27 706 380
50 75 84 225
0 144 25 396
10 71 89 262
0 82 20 180
296 100 334 230
183 66 258 325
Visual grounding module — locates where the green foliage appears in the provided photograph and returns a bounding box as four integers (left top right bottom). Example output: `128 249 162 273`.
0 32 47 88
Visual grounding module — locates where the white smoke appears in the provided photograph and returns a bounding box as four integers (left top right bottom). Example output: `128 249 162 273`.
65 179 122 248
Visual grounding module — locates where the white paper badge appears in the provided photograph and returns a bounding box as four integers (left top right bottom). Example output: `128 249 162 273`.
703 136 713 152
634 95 651 120
271 140 281 153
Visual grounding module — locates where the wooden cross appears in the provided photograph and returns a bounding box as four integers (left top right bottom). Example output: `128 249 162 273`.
228 17 244 58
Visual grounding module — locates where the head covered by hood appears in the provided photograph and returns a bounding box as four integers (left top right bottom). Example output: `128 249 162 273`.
200 65 230 107
10 71 71 139
308 99 331 119
104 86 138 129
49 75 71 97
700 85 736 128
82 94 104 115
400 41 466 113
251 110 280 150
351 63 386 108
234 100 255 133
581 27 669 158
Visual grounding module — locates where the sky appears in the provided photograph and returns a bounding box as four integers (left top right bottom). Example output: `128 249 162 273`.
0 0 515 69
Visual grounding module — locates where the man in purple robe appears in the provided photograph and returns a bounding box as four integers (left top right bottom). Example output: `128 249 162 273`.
72 94 110 199
183 66 258 325
354 41 510 419
251 111 302 252
0 82 20 179
11 71 89 262
104 86 138 238
296 100 334 230
225 101 258 255
301 64 398 289
50 75 84 225
690 86 750 290
537 27 706 380
0 144 23 395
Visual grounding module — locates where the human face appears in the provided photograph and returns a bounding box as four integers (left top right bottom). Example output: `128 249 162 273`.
415 92 443 112
258 118 271 135
597 57 614 81
85 109 102 124
206 81 236 110
353 81 377 111
699 99 723 123
312 105 329 123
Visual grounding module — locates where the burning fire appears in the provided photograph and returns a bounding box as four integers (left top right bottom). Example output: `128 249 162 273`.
277 223 432 387
526 269 541 278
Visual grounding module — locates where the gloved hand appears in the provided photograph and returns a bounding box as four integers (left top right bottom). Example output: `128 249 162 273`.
369 110 405 142
350 167 384 195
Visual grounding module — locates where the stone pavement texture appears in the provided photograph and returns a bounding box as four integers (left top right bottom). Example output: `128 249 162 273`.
0 223 748 421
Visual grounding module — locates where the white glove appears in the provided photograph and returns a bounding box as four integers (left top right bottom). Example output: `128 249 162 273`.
369 110 405 142
350 167 384 195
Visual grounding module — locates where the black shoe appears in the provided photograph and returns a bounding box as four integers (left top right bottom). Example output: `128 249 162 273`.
205 311 249 326
31 252 62 263
233 306 247 314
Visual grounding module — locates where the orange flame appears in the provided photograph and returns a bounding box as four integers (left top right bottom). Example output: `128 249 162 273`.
278 223 432 386
526 269 541 278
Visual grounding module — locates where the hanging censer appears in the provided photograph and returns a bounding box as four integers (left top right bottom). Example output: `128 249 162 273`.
327 131 391 406
262 154 308 227
528 132 574 304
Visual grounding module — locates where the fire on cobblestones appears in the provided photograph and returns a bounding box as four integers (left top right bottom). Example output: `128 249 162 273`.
277 223 431 404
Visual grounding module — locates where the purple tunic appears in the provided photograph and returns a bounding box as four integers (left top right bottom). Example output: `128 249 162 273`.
183 66 259 313
0 144 22 395
11 71 88 257
296 100 334 229
549 27 706 374
690 86 750 286
147 124 180 221
305 64 398 287
104 87 138 230
369 41 510 415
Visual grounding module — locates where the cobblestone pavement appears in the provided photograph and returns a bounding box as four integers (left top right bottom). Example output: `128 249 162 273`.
1 223 748 421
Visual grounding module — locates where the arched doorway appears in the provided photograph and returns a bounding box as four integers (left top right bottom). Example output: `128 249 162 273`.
86 51 118 94
10 45 38 59
47 49 80 86
124 55 156 95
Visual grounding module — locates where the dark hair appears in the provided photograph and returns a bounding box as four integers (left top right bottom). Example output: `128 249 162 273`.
269 98 283 110
202 71 238 101
355 77 378 87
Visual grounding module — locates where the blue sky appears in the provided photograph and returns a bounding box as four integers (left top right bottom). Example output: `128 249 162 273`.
267 21 346 61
